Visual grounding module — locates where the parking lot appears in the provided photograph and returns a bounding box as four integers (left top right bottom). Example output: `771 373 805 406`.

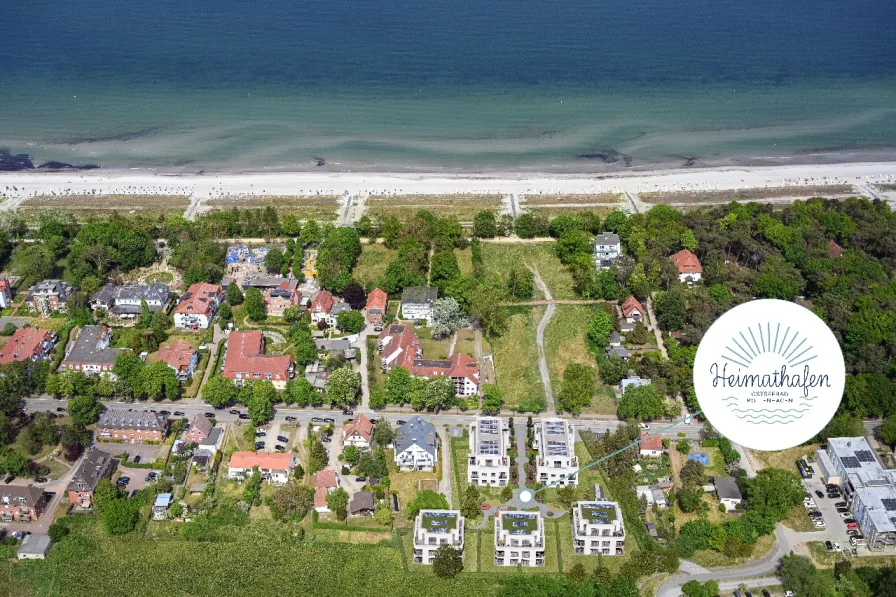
801 474 863 554
114 465 157 492
94 441 166 463
253 419 296 453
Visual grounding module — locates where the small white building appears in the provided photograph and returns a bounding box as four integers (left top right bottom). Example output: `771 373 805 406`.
572 501 626 556
636 485 668 509
227 452 295 485
468 417 510 487
17 534 52 560
494 511 545 567
394 416 438 471
413 510 465 564
620 376 651 393
534 418 578 487
174 283 224 329
593 233 622 270
400 286 438 325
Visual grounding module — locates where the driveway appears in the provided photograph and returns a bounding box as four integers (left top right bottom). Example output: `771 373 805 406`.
94 442 163 462
114 466 155 492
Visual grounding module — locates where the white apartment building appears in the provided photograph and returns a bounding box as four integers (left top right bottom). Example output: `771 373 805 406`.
534 418 578 487
468 417 511 487
394 416 438 471
494 511 545 567
593 233 622 270
412 510 465 564
572 501 626 556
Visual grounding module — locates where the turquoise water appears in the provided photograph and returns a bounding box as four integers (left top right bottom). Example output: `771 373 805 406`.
3 0 896 171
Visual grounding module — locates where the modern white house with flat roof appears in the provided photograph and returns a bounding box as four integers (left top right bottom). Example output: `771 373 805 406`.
816 437 896 548
572 501 625 555
534 418 578 487
468 417 510 487
413 510 465 564
494 511 545 566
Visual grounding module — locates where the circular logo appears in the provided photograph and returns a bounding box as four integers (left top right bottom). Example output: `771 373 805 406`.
693 299 845 451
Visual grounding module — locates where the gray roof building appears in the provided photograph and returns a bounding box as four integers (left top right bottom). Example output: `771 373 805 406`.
200 428 224 449
91 283 170 315
17 534 52 559
26 279 75 304
713 476 743 501
395 416 438 458
67 449 116 494
62 325 123 369
97 409 169 434
350 491 376 515
242 276 298 290
594 233 620 246
401 287 438 305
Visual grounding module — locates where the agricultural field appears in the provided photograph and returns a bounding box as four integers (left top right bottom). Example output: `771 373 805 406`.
17 194 191 221
479 242 575 300
520 192 621 206
204 194 342 220
639 184 855 205
0 516 497 597
490 307 545 412
365 193 504 222
543 304 617 415
351 242 397 288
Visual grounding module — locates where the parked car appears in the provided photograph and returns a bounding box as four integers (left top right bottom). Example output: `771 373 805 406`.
213 404 225 410
762 590 772 597
311 417 324 424
323 417 335 423
825 540 834 551
277 435 288 443
321 436 331 443
174 411 185 416
847 523 858 530
638 422 649 429
813 521 826 528
826 483 838 491
256 431 267 437
145 473 155 482
835 501 847 508
36 477 48 484
785 591 795 597
4 476 15 484
828 492 841 498
342 410 353 416
846 529 860 537
836 507 849 513
56 407 66 412
255 441 265 450
356 477 367 483
815 490 824 499
133 455 141 464
159 410 170 415
117 476 130 487
840 512 852 519
285 416 297 422
275 445 285 451
204 412 215 418
396 420 406 426
844 518 857 525
239 413 250 420
833 542 842 552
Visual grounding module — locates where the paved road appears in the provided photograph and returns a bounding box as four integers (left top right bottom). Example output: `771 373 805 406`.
530 267 556 412
1 450 86 535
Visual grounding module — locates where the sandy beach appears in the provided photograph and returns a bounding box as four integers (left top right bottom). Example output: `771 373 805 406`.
2 162 896 215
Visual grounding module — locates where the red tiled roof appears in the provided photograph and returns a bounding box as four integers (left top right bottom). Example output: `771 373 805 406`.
312 469 338 489
670 249 703 274
311 290 335 315
446 353 479 384
828 239 843 258
639 433 663 452
222 331 293 380
149 340 198 373
621 296 644 318
175 283 223 316
228 451 293 471
379 325 423 369
314 486 329 508
343 414 374 443
367 288 388 312
0 327 53 365
0 279 9 291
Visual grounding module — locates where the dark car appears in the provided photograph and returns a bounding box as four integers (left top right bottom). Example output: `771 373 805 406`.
174 411 185 416
342 410 353 416
762 591 771 597
311 417 324 424
835 501 847 508
277 435 288 443
56 407 66 412
255 441 265 450
36 476 49 483
204 412 215 418
133 455 141 464
285 416 297 422
44 491 56 499
4 475 15 484
815 490 824 498
825 540 834 551
229 409 240 415
238 413 250 420
275 445 285 451
321 436 331 443
323 417 335 423
846 529 860 536
745 592 753 597
159 410 170 415
397 420 406 426
836 507 849 513
356 477 367 483
845 518 857 525
213 404 225 410
808 511 823 518
256 431 267 437
826 483 838 491
117 477 130 487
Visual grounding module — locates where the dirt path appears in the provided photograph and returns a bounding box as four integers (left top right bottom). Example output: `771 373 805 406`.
646 294 668 360
447 331 458 357
530 267 556 413
503 299 609 306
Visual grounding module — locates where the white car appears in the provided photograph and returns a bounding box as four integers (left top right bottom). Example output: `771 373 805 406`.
804 501 817 509
833 542 842 552
638 422 649 430
840 512 852 519
814 521 826 528
784 591 795 597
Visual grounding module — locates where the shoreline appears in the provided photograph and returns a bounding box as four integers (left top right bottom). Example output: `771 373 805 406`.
2 161 896 203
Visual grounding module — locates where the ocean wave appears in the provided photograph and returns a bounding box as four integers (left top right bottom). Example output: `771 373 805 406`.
730 408 810 413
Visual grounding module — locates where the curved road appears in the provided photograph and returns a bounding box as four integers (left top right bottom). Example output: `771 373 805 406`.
530 267 556 412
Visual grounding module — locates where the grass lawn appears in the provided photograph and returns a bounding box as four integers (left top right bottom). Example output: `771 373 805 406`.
455 248 473 277
689 532 776 569
476 515 561 574
386 449 443 527
145 272 174 285
453 330 476 358
700 446 728 477
352 242 397 288
366 194 503 222
526 206 617 219
183 352 210 399
449 435 512 513
751 443 820 473
480 242 575 300
205 194 342 220
415 326 453 360
639 185 854 204
18 194 191 222
633 455 671 486
781 504 817 532
490 307 545 412
521 193 621 206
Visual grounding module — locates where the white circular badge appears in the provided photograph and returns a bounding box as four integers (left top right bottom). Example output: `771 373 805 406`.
693 299 845 451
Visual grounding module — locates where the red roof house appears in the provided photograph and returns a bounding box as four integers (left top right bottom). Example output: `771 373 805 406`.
366 288 388 326
670 249 703 283
174 283 224 329
222 330 294 389
0 327 57 365
343 414 375 448
620 296 645 323
639 433 664 457
149 339 199 381
310 290 335 324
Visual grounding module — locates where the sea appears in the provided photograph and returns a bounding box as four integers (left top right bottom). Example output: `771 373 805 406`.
2 0 896 172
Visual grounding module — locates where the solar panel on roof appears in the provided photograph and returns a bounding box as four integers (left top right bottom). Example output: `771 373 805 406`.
855 450 875 463
479 439 500 455
882 499 896 512
545 421 565 435
512 522 528 528
480 419 499 435
547 440 569 456
510 530 528 535
841 456 861 469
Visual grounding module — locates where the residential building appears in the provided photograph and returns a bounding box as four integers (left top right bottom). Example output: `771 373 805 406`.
264 282 301 317
0 327 57 365
620 295 645 324
572 500 625 555
221 330 294 390
67 450 116 509
366 288 388 328
59 325 123 376
184 414 214 444
377 325 480 396
149 340 199 381
400 286 438 325
26 279 76 316
153 493 173 519
174 283 223 329
534 418 578 487
395 416 438 471
350 491 375 516
242 275 297 291
310 290 335 326
636 485 668 509
17 534 52 560
468 417 510 487
0 485 47 522
608 331 624 347
620 376 651 393
639 433 663 458
199 428 224 455
90 283 170 319
593 233 622 270
670 249 703 284
0 277 11 309
227 451 295 485
312 469 340 513
714 476 743 511
494 511 545 567
96 409 169 443
413 510 465 564
816 437 896 548
343 414 375 449
605 345 632 360
378 325 423 371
